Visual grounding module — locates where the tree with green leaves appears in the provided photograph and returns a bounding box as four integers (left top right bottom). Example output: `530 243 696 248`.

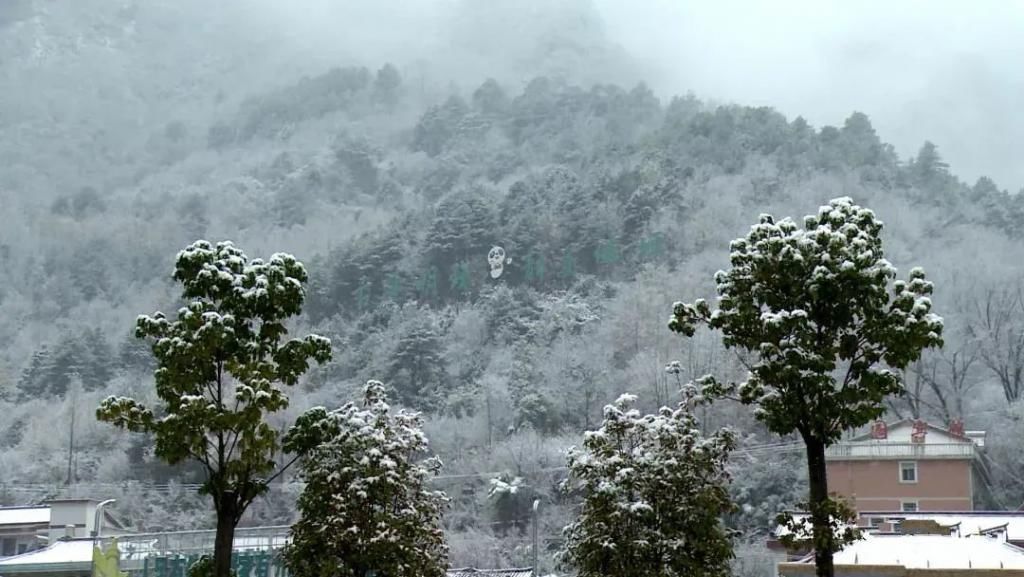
96 240 332 577
559 392 736 577
386 316 448 410
372 63 402 110
912 141 949 185
282 380 448 577
412 95 470 157
669 197 943 577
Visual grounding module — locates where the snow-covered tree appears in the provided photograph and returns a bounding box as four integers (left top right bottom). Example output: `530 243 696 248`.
559 392 736 577
386 316 448 411
488 473 538 534
96 241 332 577
669 197 943 577
282 380 449 577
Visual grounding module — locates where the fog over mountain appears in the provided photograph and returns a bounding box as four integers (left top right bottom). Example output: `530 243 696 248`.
597 0 1024 190
1 1 1023 575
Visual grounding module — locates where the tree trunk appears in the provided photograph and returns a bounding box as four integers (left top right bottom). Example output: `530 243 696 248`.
213 495 238 577
805 435 835 577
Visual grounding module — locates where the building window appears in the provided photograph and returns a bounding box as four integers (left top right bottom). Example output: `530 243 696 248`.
1 538 15 557
899 461 918 483
16 544 26 555
901 500 919 512
868 517 885 529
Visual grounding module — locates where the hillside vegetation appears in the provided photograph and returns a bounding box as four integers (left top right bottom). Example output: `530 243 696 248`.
1 1 1023 571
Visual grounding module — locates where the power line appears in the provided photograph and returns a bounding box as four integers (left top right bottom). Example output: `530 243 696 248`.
0 441 807 493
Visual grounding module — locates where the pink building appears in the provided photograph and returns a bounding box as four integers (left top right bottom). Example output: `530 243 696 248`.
826 419 986 514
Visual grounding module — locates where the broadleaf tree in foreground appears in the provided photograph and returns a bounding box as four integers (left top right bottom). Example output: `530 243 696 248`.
97 240 332 577
669 197 943 577
559 392 736 577
283 380 449 577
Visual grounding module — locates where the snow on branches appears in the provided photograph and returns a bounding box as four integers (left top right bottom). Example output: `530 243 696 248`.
559 393 736 577
283 380 449 577
668 197 943 442
668 198 943 577
98 240 332 472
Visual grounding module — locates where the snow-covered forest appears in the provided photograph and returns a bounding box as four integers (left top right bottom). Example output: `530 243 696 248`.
1 1 1023 574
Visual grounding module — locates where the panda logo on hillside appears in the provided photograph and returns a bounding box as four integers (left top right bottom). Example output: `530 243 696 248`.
487 246 511 279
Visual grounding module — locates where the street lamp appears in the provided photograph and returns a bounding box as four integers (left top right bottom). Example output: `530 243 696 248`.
531 499 541 576
92 499 117 540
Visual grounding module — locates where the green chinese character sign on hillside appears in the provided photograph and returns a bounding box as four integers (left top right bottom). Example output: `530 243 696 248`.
354 277 372 311
384 272 404 302
594 239 620 266
638 233 666 262
416 267 438 301
525 253 546 284
560 252 576 280
449 261 471 295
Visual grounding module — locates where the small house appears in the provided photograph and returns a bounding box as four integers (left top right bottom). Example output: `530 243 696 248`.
827 419 985 513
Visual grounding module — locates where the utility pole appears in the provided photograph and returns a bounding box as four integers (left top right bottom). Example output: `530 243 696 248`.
66 386 76 486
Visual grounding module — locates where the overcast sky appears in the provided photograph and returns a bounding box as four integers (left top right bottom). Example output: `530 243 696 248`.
594 0 1024 191
195 0 1024 192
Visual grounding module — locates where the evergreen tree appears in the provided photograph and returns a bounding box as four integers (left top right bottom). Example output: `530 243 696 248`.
97 240 332 577
77 327 113 390
498 176 558 280
472 78 509 115
968 176 1018 233
487 473 538 535
282 380 448 577
0 360 13 402
669 197 943 577
118 332 156 373
68 239 114 301
560 392 736 577
423 190 496 293
549 166 609 273
413 95 470 157
481 285 542 344
273 179 312 227
18 329 112 398
506 344 559 433
912 141 949 184
839 112 884 167
18 345 56 399
372 63 402 110
177 193 210 241
386 317 447 410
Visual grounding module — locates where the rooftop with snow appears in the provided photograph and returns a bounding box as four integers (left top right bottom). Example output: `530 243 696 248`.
779 534 1024 573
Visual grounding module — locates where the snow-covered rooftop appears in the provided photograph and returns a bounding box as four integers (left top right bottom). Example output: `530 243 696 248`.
862 511 1024 541
0 539 92 567
825 419 986 461
447 569 533 577
850 419 980 444
803 534 1024 569
0 506 49 527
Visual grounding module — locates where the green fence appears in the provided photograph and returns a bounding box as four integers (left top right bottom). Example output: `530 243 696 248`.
101 527 292 577
134 550 287 577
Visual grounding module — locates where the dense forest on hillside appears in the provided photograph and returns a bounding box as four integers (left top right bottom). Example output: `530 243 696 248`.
1 1 1024 574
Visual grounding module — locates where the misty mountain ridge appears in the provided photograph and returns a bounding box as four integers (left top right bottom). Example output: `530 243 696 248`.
1 1 1023 570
